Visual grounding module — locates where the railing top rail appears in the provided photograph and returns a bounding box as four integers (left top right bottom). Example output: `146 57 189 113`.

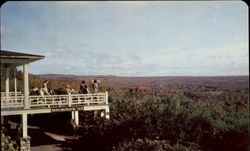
1 91 23 93
1 92 24 97
1 95 24 98
29 93 106 97
29 94 69 98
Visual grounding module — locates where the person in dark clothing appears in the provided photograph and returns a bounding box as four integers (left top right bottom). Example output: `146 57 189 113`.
83 85 89 94
80 80 86 93
80 80 89 94
92 79 99 93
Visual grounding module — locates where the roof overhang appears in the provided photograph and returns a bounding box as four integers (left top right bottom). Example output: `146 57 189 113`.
0 50 45 68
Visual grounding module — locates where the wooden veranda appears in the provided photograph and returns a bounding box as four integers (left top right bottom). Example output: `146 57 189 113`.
1 50 110 151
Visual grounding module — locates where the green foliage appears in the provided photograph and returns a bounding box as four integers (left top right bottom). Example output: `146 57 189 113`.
113 138 201 151
77 93 249 151
3 72 247 151
1 128 18 151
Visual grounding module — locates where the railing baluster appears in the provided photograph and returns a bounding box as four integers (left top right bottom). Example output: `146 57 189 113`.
52 96 54 108
68 94 71 107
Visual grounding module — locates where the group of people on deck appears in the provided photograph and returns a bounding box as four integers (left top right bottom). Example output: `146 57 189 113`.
80 79 99 94
31 79 100 96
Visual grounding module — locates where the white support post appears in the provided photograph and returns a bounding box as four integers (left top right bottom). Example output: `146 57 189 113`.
5 67 10 100
71 111 79 125
14 68 17 101
105 108 110 120
105 91 108 104
21 113 28 138
74 111 79 125
23 64 30 109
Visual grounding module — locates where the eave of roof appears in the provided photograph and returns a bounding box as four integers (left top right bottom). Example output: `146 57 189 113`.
0 50 45 67
0 50 45 59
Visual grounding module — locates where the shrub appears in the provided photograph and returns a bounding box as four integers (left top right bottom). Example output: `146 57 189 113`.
112 138 201 151
1 127 18 151
77 93 249 151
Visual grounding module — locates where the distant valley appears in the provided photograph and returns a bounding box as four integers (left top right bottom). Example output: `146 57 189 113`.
37 74 249 88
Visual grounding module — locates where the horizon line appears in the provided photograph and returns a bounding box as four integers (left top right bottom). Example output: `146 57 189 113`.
33 73 249 78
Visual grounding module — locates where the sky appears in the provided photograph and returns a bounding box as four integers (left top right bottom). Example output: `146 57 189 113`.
1 1 249 76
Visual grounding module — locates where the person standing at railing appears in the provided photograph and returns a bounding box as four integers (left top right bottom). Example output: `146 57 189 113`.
39 88 44 97
80 80 89 94
43 80 48 89
42 80 50 95
92 79 99 93
66 85 74 95
30 87 40 95
84 85 90 94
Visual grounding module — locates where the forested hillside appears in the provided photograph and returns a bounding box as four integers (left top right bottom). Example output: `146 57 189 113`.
1 71 249 151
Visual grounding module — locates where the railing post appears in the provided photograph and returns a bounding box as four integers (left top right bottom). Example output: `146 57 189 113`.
105 91 108 104
68 94 72 107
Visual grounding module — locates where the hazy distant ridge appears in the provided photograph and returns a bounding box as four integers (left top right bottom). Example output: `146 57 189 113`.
37 74 249 87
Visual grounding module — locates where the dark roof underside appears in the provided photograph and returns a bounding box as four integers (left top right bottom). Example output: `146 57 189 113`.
0 50 45 58
0 50 45 67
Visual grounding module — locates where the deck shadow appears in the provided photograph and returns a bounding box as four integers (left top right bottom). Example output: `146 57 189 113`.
29 128 59 146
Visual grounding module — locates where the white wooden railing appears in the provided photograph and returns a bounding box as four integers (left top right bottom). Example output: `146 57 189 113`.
1 92 108 109
1 91 23 97
29 94 69 108
1 95 24 108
